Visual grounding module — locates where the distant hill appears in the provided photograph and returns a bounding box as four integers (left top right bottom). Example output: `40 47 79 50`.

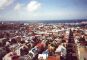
37 19 87 23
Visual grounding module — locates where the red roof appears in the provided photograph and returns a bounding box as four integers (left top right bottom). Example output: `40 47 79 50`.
48 56 60 60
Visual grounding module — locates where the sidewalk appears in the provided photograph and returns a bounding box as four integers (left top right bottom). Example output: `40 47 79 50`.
78 46 87 60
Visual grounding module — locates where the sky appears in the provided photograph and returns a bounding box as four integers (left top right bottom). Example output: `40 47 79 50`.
0 0 87 21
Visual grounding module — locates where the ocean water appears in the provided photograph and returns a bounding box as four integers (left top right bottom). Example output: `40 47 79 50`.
0 19 87 23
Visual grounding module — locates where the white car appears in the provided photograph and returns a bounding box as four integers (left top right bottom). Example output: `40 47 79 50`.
28 47 38 59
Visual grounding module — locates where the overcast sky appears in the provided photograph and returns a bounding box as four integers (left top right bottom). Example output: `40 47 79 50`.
0 0 87 21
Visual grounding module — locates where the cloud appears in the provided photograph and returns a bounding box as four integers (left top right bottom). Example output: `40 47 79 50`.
14 3 22 11
26 1 41 12
0 0 14 9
